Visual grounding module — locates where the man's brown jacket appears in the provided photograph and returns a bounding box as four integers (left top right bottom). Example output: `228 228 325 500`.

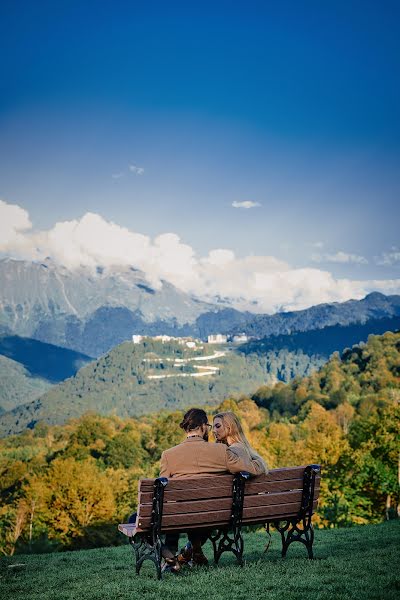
160 436 266 479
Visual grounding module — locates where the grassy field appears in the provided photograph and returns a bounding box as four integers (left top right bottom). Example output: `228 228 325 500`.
1 521 399 600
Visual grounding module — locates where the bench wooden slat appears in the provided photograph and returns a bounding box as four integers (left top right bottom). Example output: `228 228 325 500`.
140 497 233 517
138 477 315 504
139 474 232 491
243 499 318 522
244 490 304 508
137 509 230 530
245 475 320 495
139 485 233 504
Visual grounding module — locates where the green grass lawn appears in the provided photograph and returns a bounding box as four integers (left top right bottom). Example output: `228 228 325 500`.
1 521 399 600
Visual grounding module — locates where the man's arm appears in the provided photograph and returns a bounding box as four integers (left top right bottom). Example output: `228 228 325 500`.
226 446 267 476
160 451 171 478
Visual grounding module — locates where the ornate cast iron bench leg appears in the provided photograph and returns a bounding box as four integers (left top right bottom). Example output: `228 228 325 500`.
130 477 168 579
130 533 163 577
209 526 244 566
209 471 249 566
274 516 314 559
273 464 320 560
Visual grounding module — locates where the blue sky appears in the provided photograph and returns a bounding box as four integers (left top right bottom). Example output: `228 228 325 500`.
0 0 399 310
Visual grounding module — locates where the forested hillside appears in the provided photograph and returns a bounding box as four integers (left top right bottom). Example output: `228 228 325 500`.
251 329 400 416
0 355 52 413
0 339 323 436
1 331 398 555
0 335 92 413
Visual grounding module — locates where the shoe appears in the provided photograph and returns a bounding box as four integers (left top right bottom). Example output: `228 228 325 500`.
161 559 180 574
192 548 209 567
161 545 181 574
177 542 193 566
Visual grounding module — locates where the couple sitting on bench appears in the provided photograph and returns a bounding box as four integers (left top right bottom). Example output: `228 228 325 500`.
121 409 320 578
153 407 267 573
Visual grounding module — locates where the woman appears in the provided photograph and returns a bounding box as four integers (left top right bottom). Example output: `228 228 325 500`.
213 411 267 475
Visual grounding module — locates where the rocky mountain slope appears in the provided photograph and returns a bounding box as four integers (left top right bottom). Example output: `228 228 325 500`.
0 258 250 356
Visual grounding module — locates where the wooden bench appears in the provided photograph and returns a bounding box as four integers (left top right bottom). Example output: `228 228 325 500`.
118 464 321 579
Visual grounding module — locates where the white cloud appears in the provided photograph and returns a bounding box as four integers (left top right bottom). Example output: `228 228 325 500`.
1 200 399 313
232 201 261 209
0 199 32 249
308 241 324 249
311 251 368 265
111 172 124 179
374 248 400 266
129 164 145 175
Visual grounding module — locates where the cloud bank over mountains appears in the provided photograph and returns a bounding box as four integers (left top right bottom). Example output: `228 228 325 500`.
1 199 399 313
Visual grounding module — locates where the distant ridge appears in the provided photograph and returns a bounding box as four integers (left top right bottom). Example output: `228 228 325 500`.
239 315 400 359
0 335 92 381
230 292 400 338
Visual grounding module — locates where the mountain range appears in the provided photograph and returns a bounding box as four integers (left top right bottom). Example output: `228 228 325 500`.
229 291 400 338
2 258 400 358
0 258 249 356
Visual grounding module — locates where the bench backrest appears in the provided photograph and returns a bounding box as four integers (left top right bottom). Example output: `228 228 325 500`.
135 466 320 533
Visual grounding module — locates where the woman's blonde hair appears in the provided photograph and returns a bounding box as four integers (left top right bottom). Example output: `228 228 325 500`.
213 411 264 466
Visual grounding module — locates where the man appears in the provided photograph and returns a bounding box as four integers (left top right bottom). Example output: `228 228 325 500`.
159 407 265 570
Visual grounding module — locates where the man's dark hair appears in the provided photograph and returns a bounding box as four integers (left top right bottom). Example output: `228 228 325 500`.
179 408 208 432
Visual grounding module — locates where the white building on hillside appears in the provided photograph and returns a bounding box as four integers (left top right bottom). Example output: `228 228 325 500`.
132 334 200 347
207 334 228 344
232 333 249 343
154 335 174 343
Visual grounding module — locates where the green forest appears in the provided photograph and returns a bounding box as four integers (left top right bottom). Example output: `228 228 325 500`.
0 331 399 556
0 338 323 436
